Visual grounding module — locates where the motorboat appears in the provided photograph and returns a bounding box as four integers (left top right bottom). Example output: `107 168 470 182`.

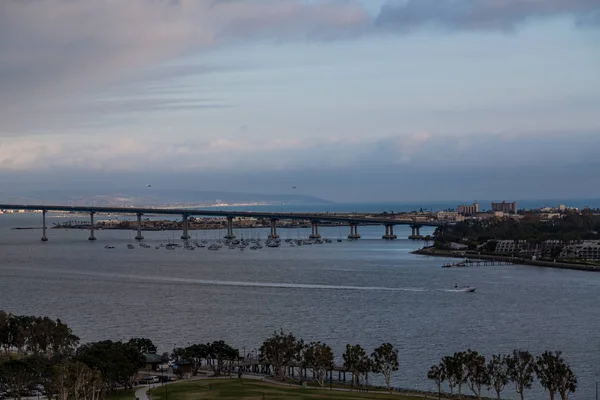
461 286 476 293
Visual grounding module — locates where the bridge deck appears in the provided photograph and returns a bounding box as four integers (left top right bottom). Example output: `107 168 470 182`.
0 204 441 226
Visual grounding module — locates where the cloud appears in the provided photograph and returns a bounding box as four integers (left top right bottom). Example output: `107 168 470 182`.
0 0 369 132
2 130 597 175
375 0 600 31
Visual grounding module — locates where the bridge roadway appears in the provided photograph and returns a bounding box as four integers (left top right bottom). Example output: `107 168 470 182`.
0 204 442 241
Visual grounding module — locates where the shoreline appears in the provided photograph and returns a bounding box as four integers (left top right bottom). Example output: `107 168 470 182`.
413 247 600 272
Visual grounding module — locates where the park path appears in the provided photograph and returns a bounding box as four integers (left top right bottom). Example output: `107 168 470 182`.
134 385 150 400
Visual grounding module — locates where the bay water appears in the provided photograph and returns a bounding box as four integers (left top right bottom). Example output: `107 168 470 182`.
0 211 599 399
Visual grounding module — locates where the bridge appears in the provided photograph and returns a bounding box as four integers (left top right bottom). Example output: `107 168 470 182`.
0 204 444 242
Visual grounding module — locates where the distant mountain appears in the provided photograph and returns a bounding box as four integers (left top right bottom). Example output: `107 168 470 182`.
0 189 332 207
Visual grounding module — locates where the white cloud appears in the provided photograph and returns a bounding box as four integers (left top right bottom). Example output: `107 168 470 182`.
0 0 369 132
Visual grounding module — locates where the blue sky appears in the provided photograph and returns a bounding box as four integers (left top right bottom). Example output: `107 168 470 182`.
0 0 599 202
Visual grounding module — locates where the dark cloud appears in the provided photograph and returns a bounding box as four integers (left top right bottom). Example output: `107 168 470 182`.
376 0 600 31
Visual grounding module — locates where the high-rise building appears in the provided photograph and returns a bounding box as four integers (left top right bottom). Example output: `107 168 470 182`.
491 201 517 214
457 202 479 215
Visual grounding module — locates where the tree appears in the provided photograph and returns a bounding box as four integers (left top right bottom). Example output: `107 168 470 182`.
464 349 488 400
484 240 498 253
0 358 37 400
0 310 9 354
185 343 209 376
0 312 77 357
27 354 60 400
448 351 468 399
127 337 157 354
206 340 238 377
371 343 399 392
487 354 509 400
535 351 577 400
507 350 535 400
8 315 32 355
260 330 304 381
427 363 446 399
303 342 334 387
50 318 79 356
52 360 104 400
441 356 457 395
76 340 144 390
342 344 371 387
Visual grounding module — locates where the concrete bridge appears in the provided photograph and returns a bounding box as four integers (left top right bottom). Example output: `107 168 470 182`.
0 204 444 242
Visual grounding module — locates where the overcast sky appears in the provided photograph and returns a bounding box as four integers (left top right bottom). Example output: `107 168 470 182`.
1 0 599 203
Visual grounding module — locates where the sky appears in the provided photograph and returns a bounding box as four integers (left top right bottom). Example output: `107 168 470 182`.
0 0 599 203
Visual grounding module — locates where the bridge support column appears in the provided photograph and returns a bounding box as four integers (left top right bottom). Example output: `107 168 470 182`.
309 221 321 239
409 224 423 240
41 210 48 242
382 224 397 240
348 223 361 240
181 214 190 240
88 212 96 241
224 216 236 240
268 219 279 239
135 213 144 240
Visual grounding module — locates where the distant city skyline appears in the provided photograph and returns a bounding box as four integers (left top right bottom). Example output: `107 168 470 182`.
1 0 599 202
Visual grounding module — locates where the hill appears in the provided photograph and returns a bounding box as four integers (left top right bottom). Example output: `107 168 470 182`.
0 189 332 207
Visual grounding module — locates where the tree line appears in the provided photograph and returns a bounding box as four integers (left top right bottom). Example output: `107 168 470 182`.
427 349 576 400
1 312 578 400
435 212 600 245
171 340 238 378
0 310 151 399
259 330 399 391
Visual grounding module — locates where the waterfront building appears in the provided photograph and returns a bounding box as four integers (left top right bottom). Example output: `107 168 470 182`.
540 212 562 220
436 211 464 221
560 241 600 260
494 240 527 254
457 202 479 216
491 201 517 214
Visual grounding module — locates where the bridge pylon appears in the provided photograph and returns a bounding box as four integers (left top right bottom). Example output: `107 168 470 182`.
88 212 97 241
309 221 321 239
41 210 48 242
348 223 361 240
268 218 279 239
382 224 397 240
135 213 144 240
181 214 190 240
224 216 236 240
408 224 424 240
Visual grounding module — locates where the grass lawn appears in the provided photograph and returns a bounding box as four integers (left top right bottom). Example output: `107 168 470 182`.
149 379 429 399
106 388 136 400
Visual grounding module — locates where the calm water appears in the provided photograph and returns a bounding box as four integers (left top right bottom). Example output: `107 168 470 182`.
1 213 599 399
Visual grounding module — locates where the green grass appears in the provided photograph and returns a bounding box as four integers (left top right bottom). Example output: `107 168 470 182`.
106 388 136 400
149 379 429 399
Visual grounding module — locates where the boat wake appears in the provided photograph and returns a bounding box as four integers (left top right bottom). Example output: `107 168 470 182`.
439 287 477 293
5 266 427 292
